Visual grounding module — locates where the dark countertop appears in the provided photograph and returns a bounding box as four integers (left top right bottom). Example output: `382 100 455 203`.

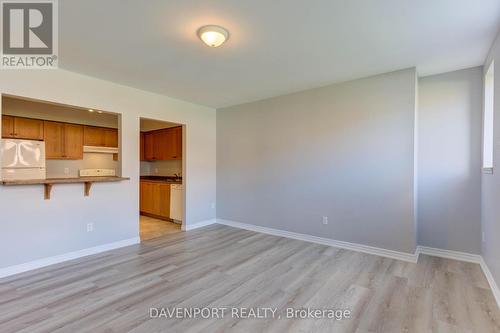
140 176 182 184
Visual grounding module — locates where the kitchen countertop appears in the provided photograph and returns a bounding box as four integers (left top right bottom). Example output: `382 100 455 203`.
140 176 182 184
1 176 130 185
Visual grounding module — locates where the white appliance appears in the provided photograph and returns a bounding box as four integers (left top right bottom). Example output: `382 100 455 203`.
1 139 46 180
170 184 183 223
79 169 116 177
83 146 119 154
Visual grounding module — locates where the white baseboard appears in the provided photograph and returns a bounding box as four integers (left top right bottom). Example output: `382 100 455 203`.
415 246 500 308
416 246 482 263
216 219 418 263
183 218 217 231
0 237 140 279
479 257 500 310
216 219 500 310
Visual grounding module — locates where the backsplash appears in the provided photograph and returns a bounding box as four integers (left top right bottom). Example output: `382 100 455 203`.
46 153 119 178
140 160 182 176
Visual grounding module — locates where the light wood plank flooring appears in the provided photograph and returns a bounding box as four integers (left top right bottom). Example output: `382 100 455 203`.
140 215 181 241
0 225 499 333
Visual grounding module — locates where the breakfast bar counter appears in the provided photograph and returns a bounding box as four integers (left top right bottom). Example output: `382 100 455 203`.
1 176 130 199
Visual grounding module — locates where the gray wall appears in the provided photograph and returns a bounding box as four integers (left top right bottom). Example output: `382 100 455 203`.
0 69 216 270
417 68 483 254
217 69 418 253
483 31 500 291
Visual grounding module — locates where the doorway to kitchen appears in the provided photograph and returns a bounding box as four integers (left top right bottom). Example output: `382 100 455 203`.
139 118 184 241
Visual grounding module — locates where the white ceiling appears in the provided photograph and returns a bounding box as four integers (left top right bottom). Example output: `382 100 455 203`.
60 0 500 108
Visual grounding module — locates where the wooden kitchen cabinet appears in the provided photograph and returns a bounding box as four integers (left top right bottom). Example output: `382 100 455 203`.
140 181 171 220
157 183 171 218
64 124 84 159
44 121 83 159
154 130 169 160
142 126 182 161
84 126 118 148
140 181 155 214
140 132 145 161
144 132 155 160
44 121 64 159
103 128 118 147
2 115 44 140
2 115 14 138
172 126 182 159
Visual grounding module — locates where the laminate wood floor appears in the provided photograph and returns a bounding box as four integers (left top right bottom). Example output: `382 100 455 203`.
0 225 499 333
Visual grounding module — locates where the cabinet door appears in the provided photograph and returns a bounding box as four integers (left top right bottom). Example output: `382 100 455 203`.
172 126 182 160
44 121 65 159
140 182 155 214
64 124 84 159
144 132 155 160
140 132 145 161
154 130 169 160
2 115 14 138
158 183 171 218
83 126 104 146
103 128 118 147
13 117 44 140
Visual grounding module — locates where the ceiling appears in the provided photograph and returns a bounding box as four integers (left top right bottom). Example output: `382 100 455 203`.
3 96 119 128
59 0 500 108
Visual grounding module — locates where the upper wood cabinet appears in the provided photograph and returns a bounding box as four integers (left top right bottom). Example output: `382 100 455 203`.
143 126 182 161
64 124 84 159
44 121 64 159
140 132 145 161
2 115 14 138
173 126 182 160
144 132 155 160
2 115 44 140
84 126 118 148
44 121 83 160
103 128 118 147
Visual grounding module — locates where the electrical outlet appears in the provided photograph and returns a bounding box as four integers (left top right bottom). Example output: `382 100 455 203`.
64 168 69 175
87 223 94 232
154 168 159 174
482 232 486 243
322 216 328 225
211 202 216 209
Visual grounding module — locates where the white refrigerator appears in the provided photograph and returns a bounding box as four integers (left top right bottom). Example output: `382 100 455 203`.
1 139 46 180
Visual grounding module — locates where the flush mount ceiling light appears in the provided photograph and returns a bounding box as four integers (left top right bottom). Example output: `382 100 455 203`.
197 25 229 47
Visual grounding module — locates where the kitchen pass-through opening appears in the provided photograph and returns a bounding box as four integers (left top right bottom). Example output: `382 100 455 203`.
1 95 122 181
139 117 184 241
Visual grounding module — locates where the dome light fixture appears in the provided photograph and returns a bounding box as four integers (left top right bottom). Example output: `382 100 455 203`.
197 25 229 48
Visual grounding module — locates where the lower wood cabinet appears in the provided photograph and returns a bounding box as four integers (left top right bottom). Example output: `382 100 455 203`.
140 181 171 220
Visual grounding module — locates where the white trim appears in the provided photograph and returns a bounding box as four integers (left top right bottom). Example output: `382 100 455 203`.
416 246 482 263
416 246 499 310
0 237 140 279
216 219 418 263
479 257 500 309
183 218 217 231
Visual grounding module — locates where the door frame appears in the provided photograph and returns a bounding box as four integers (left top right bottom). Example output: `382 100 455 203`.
138 117 186 236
